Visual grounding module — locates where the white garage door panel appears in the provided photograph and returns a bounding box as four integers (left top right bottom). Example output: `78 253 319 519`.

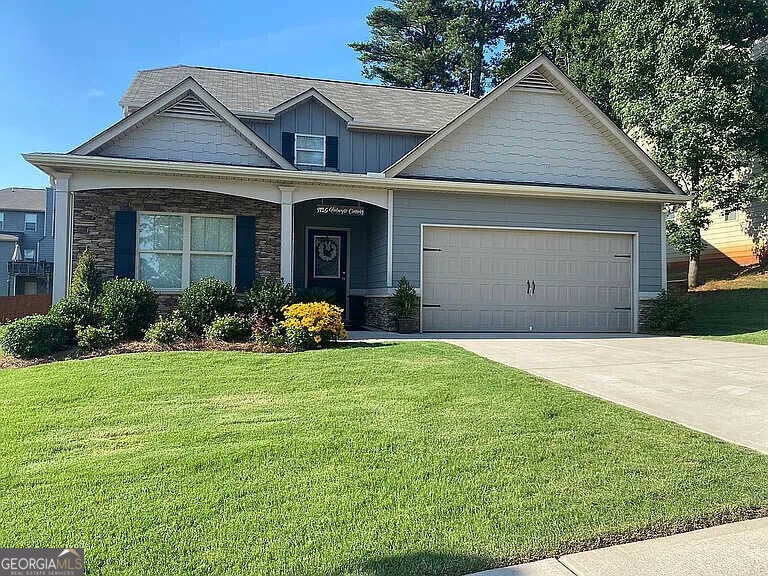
422 227 633 332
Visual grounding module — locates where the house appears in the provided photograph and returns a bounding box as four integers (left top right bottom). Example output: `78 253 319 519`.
668 204 767 283
24 55 685 333
0 187 54 296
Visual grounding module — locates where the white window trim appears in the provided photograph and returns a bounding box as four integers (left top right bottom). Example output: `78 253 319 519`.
25 213 37 232
295 133 326 167
0 212 4 231
136 211 237 293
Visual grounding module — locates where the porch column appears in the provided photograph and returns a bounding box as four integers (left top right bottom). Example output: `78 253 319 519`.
279 186 294 283
386 189 394 288
52 174 71 304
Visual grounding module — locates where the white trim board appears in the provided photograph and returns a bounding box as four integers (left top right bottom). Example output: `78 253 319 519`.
384 55 683 196
419 223 640 334
71 77 296 171
25 154 689 205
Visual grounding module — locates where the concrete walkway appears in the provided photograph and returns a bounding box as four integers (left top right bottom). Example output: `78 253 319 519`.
348 332 768 453
468 517 768 576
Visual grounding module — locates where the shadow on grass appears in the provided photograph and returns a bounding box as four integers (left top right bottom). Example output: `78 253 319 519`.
686 288 768 337
337 552 496 576
338 341 398 350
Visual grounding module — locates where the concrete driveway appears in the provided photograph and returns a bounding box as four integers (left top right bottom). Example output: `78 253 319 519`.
350 332 768 453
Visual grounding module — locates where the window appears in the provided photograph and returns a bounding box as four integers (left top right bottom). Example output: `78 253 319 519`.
724 210 739 222
23 248 35 260
25 213 37 232
138 213 234 291
0 212 4 230
295 134 325 167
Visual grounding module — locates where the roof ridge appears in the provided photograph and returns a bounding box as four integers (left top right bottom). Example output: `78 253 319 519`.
131 64 477 100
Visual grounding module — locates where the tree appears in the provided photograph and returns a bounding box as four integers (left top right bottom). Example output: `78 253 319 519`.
606 0 768 288
349 0 461 92
70 248 103 304
351 0 524 96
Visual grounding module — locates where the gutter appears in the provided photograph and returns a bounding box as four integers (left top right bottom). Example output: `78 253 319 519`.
23 153 690 204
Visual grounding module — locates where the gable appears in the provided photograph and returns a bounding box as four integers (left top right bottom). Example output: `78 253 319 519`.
96 113 279 167
72 78 294 170
400 86 665 191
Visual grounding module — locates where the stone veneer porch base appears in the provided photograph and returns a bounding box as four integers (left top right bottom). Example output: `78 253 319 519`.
363 296 421 332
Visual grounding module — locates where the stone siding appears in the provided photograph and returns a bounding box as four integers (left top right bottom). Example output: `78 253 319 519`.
363 296 421 332
638 298 654 332
72 188 280 289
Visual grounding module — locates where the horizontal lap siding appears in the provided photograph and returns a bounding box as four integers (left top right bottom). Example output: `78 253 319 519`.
392 191 662 293
366 208 388 289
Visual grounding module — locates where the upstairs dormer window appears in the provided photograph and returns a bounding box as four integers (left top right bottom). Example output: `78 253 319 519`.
295 134 326 167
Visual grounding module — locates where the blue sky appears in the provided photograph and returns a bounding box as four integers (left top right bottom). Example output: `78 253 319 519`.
0 0 381 188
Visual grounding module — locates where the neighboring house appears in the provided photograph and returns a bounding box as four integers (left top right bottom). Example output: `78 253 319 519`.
0 187 54 295
668 204 768 283
25 55 685 333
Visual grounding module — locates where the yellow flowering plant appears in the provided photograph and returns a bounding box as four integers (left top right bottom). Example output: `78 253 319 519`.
280 302 347 350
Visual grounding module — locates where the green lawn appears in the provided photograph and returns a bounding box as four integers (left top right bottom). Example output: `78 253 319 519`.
686 273 768 344
2 343 768 575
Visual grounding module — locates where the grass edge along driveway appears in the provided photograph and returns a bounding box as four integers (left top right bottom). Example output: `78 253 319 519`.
1 342 767 576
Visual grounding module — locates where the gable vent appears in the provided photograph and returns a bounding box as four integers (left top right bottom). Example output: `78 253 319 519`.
161 94 218 119
514 70 559 92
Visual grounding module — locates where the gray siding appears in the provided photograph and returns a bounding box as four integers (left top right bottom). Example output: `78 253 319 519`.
366 207 388 289
97 115 278 167
392 191 663 293
245 98 425 174
0 208 52 294
401 89 666 192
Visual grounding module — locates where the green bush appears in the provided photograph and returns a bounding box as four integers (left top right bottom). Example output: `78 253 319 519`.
177 277 237 335
99 279 159 340
1 315 69 359
295 286 338 305
243 276 296 324
145 316 189 346
70 248 103 304
49 296 101 342
644 290 695 333
391 276 418 319
76 325 118 352
205 314 252 343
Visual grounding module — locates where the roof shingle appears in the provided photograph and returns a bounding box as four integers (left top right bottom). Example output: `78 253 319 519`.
120 66 477 133
0 188 45 212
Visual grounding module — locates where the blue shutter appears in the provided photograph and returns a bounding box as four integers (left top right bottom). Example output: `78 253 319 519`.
282 132 295 164
326 136 339 169
235 216 256 292
114 211 137 279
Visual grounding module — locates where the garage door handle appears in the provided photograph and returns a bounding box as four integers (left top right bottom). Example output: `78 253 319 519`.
531 281 536 295
526 280 530 295
422 304 441 308
614 307 631 310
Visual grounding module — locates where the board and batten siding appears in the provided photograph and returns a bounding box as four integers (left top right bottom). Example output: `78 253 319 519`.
392 191 663 293
245 98 425 174
97 115 278 167
401 89 664 192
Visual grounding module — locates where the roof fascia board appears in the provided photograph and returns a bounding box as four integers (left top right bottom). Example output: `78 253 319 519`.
383 54 683 195
23 153 688 204
73 77 296 171
268 88 353 122
347 121 434 135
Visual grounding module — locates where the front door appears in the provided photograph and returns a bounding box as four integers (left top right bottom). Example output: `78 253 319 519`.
307 228 348 308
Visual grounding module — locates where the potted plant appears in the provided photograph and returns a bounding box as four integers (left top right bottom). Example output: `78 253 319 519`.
391 276 419 333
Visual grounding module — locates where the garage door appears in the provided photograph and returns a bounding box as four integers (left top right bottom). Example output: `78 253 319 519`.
421 226 634 332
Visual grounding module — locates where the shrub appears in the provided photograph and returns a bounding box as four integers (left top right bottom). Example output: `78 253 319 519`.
644 290 695 333
76 325 118 352
295 286 338 305
177 277 237 335
205 314 252 343
391 276 418 319
99 279 159 340
70 248 103 304
1 315 68 359
244 276 296 325
281 302 346 351
49 296 101 342
145 315 189 346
